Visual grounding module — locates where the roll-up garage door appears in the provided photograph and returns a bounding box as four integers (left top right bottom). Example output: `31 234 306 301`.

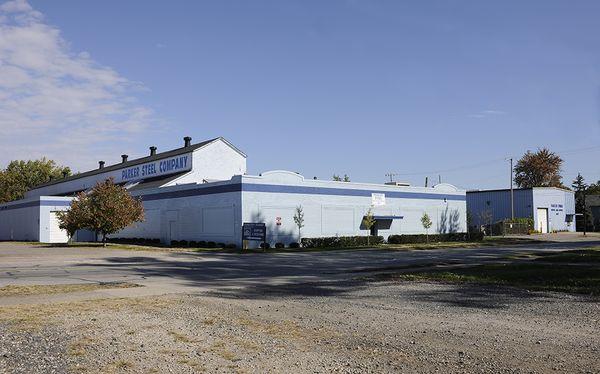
48 211 69 243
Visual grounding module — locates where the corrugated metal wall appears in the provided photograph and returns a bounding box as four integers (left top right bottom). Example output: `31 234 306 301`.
466 189 533 226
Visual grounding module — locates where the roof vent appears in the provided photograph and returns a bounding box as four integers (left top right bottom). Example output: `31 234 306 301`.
149 146 157 156
385 181 410 187
184 136 192 147
99 161 105 169
121 154 128 163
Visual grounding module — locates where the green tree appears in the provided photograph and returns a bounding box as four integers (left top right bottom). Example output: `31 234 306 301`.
58 178 145 246
293 205 305 242
588 180 600 195
421 212 433 242
0 158 71 203
514 148 564 188
572 173 588 214
332 174 350 182
362 208 376 245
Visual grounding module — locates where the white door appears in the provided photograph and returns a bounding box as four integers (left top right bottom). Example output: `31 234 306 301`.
536 208 548 234
48 211 69 243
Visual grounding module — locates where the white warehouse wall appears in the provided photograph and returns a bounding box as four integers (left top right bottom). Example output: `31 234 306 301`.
111 179 243 245
169 138 246 185
241 171 467 246
0 196 72 242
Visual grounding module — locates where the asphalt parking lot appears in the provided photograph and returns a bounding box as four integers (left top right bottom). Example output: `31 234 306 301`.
0 236 599 305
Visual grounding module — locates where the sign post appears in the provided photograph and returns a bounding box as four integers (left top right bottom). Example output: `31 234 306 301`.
242 223 267 250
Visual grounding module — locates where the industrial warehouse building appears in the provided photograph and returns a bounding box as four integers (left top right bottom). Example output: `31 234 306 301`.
0 137 467 245
467 187 576 233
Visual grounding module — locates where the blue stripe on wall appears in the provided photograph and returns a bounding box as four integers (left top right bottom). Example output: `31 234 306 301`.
136 182 465 202
0 200 71 211
1 183 465 210
139 183 242 201
242 183 466 201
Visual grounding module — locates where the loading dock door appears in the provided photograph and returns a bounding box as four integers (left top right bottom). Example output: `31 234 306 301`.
537 208 549 234
48 211 69 243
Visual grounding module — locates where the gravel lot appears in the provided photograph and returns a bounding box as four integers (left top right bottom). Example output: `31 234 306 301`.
1 278 598 373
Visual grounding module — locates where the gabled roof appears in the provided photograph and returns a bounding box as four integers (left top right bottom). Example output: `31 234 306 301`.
31 137 245 190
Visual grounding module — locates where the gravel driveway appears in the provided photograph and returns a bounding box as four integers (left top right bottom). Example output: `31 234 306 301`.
1 279 598 373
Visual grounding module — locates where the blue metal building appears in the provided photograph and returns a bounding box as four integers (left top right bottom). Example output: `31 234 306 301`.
466 187 576 233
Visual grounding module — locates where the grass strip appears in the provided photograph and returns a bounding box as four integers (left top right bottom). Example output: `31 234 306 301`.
393 261 600 295
0 282 140 297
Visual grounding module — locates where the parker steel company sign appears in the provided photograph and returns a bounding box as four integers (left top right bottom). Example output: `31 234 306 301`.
121 154 192 182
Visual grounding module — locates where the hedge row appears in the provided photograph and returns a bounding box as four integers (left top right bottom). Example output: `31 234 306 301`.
387 232 483 244
172 240 237 249
301 236 384 248
108 237 161 245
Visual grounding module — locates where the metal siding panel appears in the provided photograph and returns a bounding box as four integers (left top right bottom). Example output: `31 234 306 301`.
467 189 533 226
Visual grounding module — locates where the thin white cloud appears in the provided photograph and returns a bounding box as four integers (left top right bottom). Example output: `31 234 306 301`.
467 109 507 119
0 0 161 170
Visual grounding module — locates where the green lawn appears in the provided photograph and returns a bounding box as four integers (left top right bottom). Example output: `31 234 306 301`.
392 249 600 296
533 247 600 263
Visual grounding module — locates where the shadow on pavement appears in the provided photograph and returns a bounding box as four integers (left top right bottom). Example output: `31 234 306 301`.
68 245 600 309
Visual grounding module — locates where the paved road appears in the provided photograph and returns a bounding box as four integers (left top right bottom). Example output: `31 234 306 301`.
1 238 598 296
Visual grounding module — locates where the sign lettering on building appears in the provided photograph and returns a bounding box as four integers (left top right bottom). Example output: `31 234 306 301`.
120 154 191 182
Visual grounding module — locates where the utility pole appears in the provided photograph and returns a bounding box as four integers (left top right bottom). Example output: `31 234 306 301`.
583 192 587 237
385 173 397 183
425 176 428 187
510 158 514 221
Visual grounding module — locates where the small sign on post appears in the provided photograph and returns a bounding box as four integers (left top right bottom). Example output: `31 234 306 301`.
242 222 267 250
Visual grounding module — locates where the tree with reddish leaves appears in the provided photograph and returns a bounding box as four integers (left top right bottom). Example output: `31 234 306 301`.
57 178 144 246
514 148 564 188
56 191 91 241
87 178 145 246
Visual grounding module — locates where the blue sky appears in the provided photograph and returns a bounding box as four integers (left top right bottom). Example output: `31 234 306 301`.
1 0 599 189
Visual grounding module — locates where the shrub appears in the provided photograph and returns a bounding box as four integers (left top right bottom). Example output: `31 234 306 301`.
152 238 161 244
300 236 384 248
225 243 237 249
171 240 180 247
189 241 198 247
275 242 285 249
387 233 477 244
199 240 207 247
217 242 225 248
179 240 189 247
206 241 217 248
260 242 271 249
469 231 484 241
289 242 300 249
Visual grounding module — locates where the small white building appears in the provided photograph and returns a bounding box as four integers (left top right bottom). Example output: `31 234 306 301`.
0 137 467 245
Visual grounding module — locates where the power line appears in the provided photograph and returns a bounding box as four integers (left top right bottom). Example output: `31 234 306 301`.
390 144 600 178
391 157 506 177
